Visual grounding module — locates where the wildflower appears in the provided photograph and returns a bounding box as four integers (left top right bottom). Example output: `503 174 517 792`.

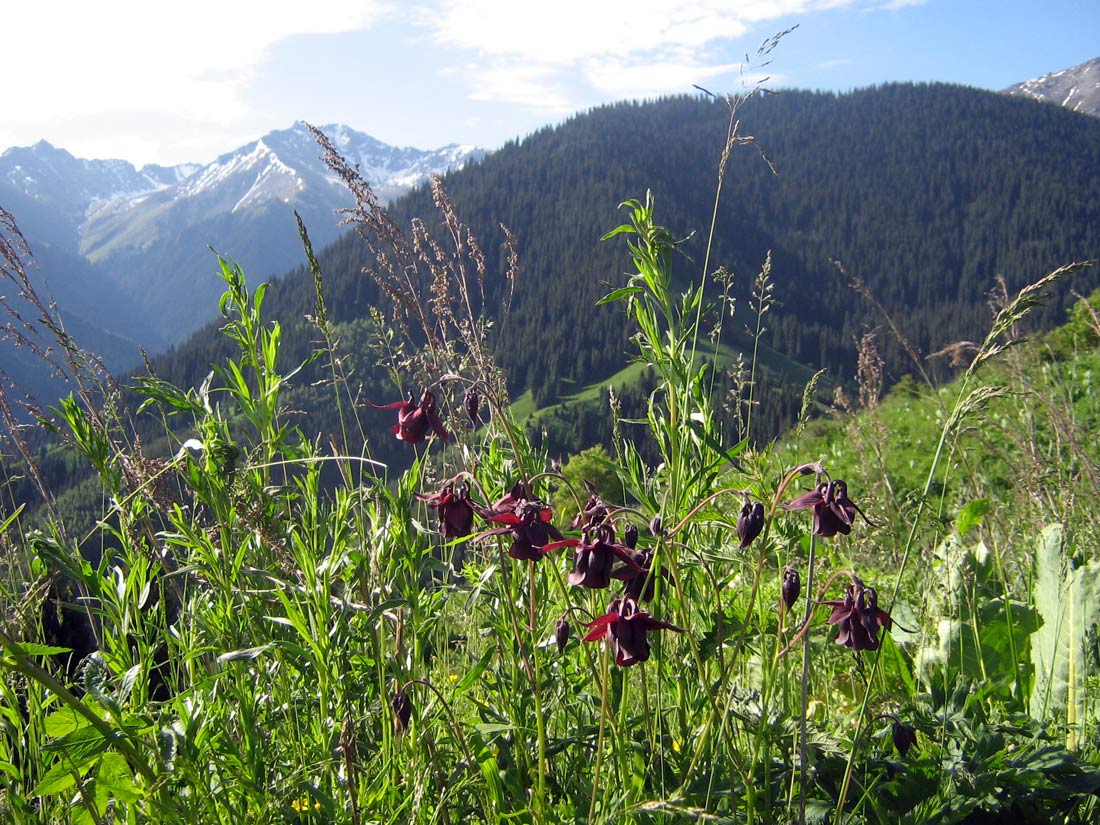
464 388 480 425
546 525 640 589
371 390 449 445
417 482 476 537
392 688 413 733
622 547 666 602
892 720 918 757
479 500 563 561
823 579 893 651
781 565 801 611
555 618 571 653
582 597 685 667
571 486 609 529
737 496 765 549
623 522 639 550
782 479 872 537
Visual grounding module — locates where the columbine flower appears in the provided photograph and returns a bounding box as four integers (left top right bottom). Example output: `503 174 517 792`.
782 479 872 537
392 688 413 733
622 547 667 602
582 597 685 666
371 390 449 445
479 499 563 561
892 721 918 757
555 618 571 653
464 388 480 425
623 523 639 550
737 496 765 549
781 565 801 611
823 579 893 651
417 482 477 538
545 524 640 589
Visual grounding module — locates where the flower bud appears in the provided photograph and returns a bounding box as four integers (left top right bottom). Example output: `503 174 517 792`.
464 388 480 425
649 515 662 537
781 565 801 611
392 688 413 733
623 523 639 550
892 721 918 757
555 619 571 654
737 499 765 549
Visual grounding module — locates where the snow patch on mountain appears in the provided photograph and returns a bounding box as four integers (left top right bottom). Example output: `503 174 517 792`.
1003 57 1100 118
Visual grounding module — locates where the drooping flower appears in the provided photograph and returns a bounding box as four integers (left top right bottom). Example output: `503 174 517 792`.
781 565 801 611
622 547 668 602
555 618 571 654
582 597 685 666
623 523 639 550
371 390 449 445
782 479 873 537
464 388 480 426
545 524 640 589
892 720 918 757
417 482 477 538
737 496 765 549
392 688 413 733
823 579 893 651
478 499 563 561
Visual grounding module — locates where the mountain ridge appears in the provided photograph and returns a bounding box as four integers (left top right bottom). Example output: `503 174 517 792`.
1002 56 1100 117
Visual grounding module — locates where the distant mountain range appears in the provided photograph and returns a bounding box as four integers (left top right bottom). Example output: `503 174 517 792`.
0 124 482 401
1003 57 1100 118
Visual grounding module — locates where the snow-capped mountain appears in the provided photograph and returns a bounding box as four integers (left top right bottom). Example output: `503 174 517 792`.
0 140 198 249
1002 57 1100 118
0 123 484 352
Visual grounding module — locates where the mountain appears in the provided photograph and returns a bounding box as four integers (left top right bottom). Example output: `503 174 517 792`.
73 123 482 339
1002 57 1100 118
148 84 1100 465
0 125 484 402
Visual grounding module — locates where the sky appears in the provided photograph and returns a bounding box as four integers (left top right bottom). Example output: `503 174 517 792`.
3 0 1097 168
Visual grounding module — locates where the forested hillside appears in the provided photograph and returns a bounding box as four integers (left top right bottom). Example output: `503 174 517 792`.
124 84 1100 461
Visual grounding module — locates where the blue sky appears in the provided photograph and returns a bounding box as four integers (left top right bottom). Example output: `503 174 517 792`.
3 0 1097 167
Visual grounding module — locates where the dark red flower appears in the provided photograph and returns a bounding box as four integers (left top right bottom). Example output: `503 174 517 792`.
464 388 480 425
544 525 640 589
737 497 765 549
392 688 413 733
478 499 563 561
892 721 918 757
781 565 801 611
823 580 892 651
582 597 685 667
555 618 571 654
782 479 872 537
622 548 668 602
417 482 477 538
371 390 449 445
623 523 639 550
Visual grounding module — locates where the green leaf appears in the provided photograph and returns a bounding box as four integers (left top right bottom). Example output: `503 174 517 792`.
956 498 991 537
455 647 494 694
44 705 92 738
596 286 644 306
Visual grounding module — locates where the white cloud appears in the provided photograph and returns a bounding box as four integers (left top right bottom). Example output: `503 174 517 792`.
423 0 870 112
2 2 386 156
